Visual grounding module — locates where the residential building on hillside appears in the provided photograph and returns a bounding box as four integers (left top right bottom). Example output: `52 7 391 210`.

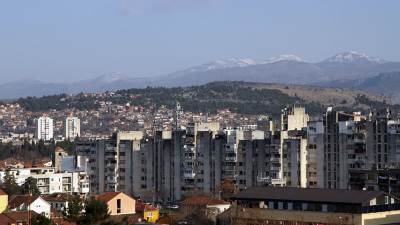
65 115 80 139
8 195 51 218
36 116 54 141
0 167 89 195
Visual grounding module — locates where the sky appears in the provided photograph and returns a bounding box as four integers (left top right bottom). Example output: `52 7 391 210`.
0 0 399 83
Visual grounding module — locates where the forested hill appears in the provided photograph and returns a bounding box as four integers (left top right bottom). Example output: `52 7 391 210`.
15 81 397 117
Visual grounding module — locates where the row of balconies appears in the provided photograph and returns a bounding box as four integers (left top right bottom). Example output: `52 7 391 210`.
183 170 196 179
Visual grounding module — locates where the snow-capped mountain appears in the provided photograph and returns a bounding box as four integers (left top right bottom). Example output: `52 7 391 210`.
1 51 400 99
187 58 259 73
187 55 306 73
321 51 386 64
93 73 128 83
266 54 304 64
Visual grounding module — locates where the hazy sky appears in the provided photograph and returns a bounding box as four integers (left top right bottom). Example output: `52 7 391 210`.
0 0 399 83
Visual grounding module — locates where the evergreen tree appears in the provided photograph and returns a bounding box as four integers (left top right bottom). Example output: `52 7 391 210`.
2 169 21 195
21 177 40 196
32 214 55 225
79 198 109 225
64 195 84 222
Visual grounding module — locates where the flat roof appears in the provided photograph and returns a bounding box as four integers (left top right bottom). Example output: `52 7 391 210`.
231 186 388 204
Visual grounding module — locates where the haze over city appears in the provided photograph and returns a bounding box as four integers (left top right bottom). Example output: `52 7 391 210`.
2 1 400 225
0 0 399 83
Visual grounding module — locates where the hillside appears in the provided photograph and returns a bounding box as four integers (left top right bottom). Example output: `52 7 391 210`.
15 81 397 117
2 52 400 99
320 72 400 103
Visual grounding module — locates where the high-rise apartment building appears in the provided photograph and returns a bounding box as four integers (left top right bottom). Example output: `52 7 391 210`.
72 105 400 203
76 131 152 198
65 115 80 139
280 106 309 186
36 116 54 141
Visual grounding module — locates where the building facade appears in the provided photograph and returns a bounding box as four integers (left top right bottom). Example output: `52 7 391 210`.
65 116 80 139
36 116 54 141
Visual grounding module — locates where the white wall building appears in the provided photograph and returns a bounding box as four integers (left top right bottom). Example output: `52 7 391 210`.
9 196 51 218
36 116 54 141
65 116 80 140
0 167 89 196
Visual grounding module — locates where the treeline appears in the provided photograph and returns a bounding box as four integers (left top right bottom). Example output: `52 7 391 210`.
0 140 75 160
15 81 398 117
17 93 99 112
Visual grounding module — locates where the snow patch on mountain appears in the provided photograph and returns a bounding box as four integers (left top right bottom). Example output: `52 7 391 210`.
188 58 258 72
324 51 386 64
266 55 304 64
94 73 127 83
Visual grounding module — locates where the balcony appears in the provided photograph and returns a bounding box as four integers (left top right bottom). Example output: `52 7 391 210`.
225 145 237 152
224 166 236 171
256 175 270 183
107 176 118 183
271 178 286 185
270 157 280 162
225 156 237 162
184 147 195 152
183 170 196 179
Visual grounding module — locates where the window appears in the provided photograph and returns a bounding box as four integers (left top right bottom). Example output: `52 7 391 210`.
117 199 121 214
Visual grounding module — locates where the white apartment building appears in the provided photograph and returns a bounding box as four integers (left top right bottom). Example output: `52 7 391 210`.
36 116 54 141
65 116 80 139
0 167 89 195
280 106 309 186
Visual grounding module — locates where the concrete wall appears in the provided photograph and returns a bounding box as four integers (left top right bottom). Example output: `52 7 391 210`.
218 207 360 225
0 194 7 213
362 210 400 225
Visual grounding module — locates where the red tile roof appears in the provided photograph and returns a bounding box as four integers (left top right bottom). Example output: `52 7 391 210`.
8 195 39 209
0 188 7 196
181 195 229 207
136 200 158 212
51 217 77 225
42 193 71 202
1 211 38 223
0 214 13 224
144 204 158 211
95 192 121 203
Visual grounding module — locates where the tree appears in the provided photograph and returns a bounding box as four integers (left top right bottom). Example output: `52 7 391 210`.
2 169 21 195
21 177 40 196
79 198 109 225
64 195 84 222
32 214 55 225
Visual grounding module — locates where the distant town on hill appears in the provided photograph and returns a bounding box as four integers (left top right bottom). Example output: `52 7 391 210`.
11 81 399 117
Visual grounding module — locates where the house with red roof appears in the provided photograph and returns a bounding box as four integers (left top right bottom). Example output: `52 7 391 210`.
95 192 136 216
181 195 231 213
8 195 51 218
0 211 39 225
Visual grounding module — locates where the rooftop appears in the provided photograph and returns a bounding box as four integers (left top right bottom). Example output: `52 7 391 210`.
95 192 122 203
8 195 40 208
231 186 390 205
181 195 229 207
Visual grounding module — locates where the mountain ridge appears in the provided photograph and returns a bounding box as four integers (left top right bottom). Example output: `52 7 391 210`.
1 51 400 99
